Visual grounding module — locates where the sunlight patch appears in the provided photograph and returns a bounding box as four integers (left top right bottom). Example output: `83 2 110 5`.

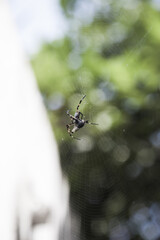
96 111 113 131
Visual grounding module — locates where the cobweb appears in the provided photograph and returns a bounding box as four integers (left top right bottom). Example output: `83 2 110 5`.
9 0 159 238
58 12 160 240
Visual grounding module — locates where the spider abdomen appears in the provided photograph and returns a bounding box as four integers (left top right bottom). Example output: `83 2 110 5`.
77 120 85 128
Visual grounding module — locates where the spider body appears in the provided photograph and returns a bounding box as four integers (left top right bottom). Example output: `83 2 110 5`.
72 119 85 131
66 95 98 140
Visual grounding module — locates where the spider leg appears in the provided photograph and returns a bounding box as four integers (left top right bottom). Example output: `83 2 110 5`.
76 95 86 111
66 123 73 136
66 110 77 122
85 120 98 125
67 109 72 114
79 111 83 120
66 124 81 140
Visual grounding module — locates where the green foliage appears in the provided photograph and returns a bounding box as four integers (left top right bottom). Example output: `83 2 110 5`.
31 0 160 239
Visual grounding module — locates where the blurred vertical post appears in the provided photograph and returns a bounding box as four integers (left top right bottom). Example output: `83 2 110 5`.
0 0 69 239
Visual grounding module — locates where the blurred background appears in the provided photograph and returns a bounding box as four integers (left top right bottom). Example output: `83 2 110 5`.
7 0 160 239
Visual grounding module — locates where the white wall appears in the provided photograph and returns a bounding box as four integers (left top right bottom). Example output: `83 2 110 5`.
0 0 69 239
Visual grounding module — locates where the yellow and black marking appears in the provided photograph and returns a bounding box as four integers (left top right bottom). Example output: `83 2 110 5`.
66 123 74 137
77 95 86 111
67 110 77 122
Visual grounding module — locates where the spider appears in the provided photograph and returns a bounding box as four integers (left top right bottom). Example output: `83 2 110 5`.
66 95 98 140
